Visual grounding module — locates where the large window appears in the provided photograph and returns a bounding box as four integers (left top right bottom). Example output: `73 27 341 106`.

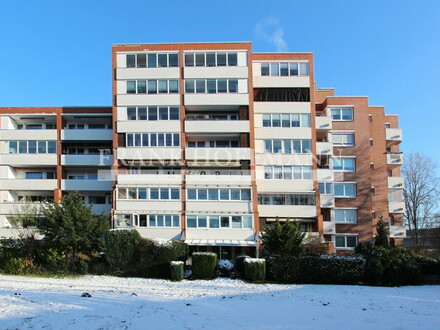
258 193 315 206
264 166 312 180
184 52 238 67
187 188 251 201
127 106 179 121
126 53 178 68
126 133 180 147
127 80 178 94
332 133 354 147
8 141 56 154
262 113 310 127
117 187 180 200
185 79 239 93
132 214 180 228
335 235 357 249
334 209 357 223
264 139 311 154
330 108 353 121
331 157 355 172
186 214 252 229
261 62 309 76
334 183 356 197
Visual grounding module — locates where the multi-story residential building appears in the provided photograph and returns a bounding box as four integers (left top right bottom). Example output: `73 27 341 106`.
0 41 405 257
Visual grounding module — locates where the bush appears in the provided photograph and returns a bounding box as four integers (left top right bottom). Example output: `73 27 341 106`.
378 247 420 286
244 258 266 281
415 256 440 275
234 255 249 278
4 257 26 274
170 261 184 281
268 254 365 284
71 259 89 275
192 252 217 279
104 230 141 272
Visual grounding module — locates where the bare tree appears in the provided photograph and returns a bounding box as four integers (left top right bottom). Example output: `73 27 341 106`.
402 153 439 254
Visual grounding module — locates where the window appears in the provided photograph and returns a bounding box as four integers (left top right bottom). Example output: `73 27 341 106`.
334 183 356 197
264 140 311 154
186 215 252 229
131 214 179 228
331 108 353 121
335 235 357 249
8 141 56 154
318 182 333 195
332 133 354 147
332 157 355 172
265 166 312 180
260 62 309 76
334 209 357 223
25 172 43 179
126 53 178 68
258 193 315 206
184 52 239 67
126 133 180 147
126 80 178 94
185 79 240 93
117 187 180 200
261 113 311 128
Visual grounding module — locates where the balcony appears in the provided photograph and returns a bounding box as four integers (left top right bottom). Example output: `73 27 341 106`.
184 94 249 108
253 102 310 114
257 180 313 192
184 66 248 79
117 121 180 133
258 205 316 218
253 76 310 88
116 67 179 80
387 152 403 167
386 128 402 146
0 129 57 140
315 116 332 130
1 154 57 167
185 228 255 241
317 169 334 182
117 94 181 107
388 177 404 189
186 172 251 186
0 202 46 215
116 200 181 212
185 148 250 161
323 221 336 234
61 129 112 141
61 180 113 191
117 147 181 161
185 120 250 133
389 201 405 214
389 225 407 238
117 174 181 185
316 142 333 155
320 195 335 208
61 155 113 166
186 201 252 213
0 179 57 191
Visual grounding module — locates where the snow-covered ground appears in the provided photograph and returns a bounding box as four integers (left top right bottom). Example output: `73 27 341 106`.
0 275 439 329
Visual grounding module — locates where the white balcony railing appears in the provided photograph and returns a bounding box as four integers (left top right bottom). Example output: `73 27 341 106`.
387 177 404 189
185 120 250 133
385 128 402 145
315 116 332 130
0 179 57 191
387 152 404 167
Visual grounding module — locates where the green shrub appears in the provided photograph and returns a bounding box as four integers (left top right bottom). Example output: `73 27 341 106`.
71 259 89 275
244 258 266 281
415 256 440 275
4 257 26 274
192 252 217 279
378 247 420 286
104 230 141 272
234 255 249 277
170 261 184 281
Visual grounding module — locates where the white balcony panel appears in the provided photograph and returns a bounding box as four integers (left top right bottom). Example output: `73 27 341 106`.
0 130 57 140
185 228 255 241
317 142 333 155
387 153 404 166
258 205 316 218
117 148 181 160
186 174 251 186
386 128 403 143
61 180 113 191
317 169 334 182
316 116 332 130
116 68 180 80
117 174 181 185
388 177 404 189
185 148 250 161
184 94 249 107
117 94 181 106
184 66 249 79
0 203 46 217
186 201 252 213
185 120 249 133
91 204 112 215
256 180 313 192
390 225 407 238
320 195 335 208
254 127 311 139
1 179 57 191
253 76 310 88
255 153 312 166
1 154 57 166
61 129 113 141
116 200 181 212
117 121 181 133
389 201 405 214
323 221 336 234
253 102 311 114
61 155 113 166
135 227 182 241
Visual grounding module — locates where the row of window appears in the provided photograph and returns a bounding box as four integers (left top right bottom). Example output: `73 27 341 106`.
257 193 315 206
261 62 309 76
66 147 104 155
262 113 311 128
17 123 56 130
126 133 180 147
187 140 239 148
127 80 179 94
117 187 180 200
331 108 353 121
187 215 252 229
264 139 311 154
135 214 180 227
66 123 110 129
185 79 239 94
9 141 56 154
187 188 251 201
25 172 55 179
318 183 357 197
126 53 179 68
127 106 180 121
185 52 238 67
264 166 312 180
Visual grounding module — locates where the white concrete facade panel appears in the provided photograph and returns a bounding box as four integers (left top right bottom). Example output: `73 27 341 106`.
116 68 180 80
184 120 249 133
117 174 181 185
117 147 181 161
184 67 248 79
116 200 181 212
0 130 57 141
117 94 181 106
254 153 313 166
134 227 182 240
0 179 57 191
185 148 250 161
254 102 311 114
185 228 254 241
1 154 57 166
184 93 249 107
186 201 252 213
256 179 313 192
185 174 251 186
117 121 181 133
253 76 310 88
258 205 317 218
254 127 311 139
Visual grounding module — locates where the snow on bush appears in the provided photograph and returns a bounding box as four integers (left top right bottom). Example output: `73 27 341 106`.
151 238 173 247
170 261 184 266
218 259 234 270
244 258 266 264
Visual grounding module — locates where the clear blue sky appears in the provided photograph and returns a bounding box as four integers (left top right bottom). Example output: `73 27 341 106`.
0 0 439 164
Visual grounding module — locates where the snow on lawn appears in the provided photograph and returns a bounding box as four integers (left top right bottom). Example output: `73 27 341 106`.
0 275 439 330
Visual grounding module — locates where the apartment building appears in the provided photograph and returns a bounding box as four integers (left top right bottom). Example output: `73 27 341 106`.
0 41 404 256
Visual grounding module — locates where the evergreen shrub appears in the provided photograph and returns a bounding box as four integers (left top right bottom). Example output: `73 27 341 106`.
170 261 184 281
192 252 217 279
244 258 266 281
104 230 141 272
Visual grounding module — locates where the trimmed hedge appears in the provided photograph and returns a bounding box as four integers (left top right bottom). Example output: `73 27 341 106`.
267 254 365 284
170 261 184 281
192 252 217 279
104 230 141 272
234 255 249 278
244 258 266 281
